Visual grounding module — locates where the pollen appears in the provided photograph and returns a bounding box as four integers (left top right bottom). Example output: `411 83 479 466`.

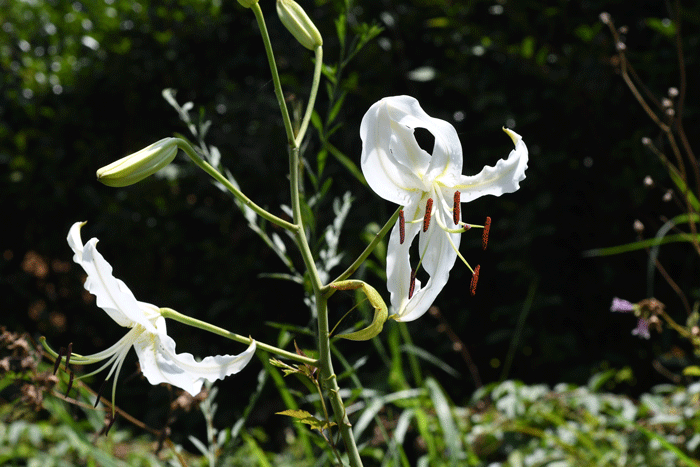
409 268 417 299
470 265 480 296
423 198 433 232
482 217 491 250
399 210 405 244
453 191 461 225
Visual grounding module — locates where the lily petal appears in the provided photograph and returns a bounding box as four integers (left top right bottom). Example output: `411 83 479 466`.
361 98 428 205
67 222 157 332
134 319 256 395
455 128 528 203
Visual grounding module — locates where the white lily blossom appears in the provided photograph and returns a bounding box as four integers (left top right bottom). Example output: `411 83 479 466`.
360 96 528 322
65 222 256 399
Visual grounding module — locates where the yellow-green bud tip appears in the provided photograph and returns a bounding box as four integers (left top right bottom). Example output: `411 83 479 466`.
276 0 323 51
96 137 178 187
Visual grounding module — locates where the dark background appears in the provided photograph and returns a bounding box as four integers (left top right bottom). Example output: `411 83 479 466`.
2 0 699 440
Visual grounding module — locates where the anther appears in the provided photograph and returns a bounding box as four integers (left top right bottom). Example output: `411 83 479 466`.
64 343 73 370
94 379 108 408
399 210 405 244
104 413 117 435
66 372 74 396
453 191 461 225
409 268 417 299
53 346 65 375
482 217 491 250
423 198 433 232
470 265 480 296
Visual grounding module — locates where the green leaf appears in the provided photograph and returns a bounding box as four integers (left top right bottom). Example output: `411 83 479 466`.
645 17 676 38
327 142 366 186
276 409 337 431
583 233 700 257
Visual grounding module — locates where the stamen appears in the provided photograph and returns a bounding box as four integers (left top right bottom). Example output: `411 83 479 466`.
482 217 491 250
65 343 73 370
95 379 108 408
53 346 65 374
453 191 461 225
104 413 117 435
470 265 481 296
409 268 417 299
66 372 74 396
399 210 405 244
423 198 433 232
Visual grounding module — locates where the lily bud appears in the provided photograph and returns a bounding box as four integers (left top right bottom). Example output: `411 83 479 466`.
237 0 259 7
276 0 323 50
96 137 178 187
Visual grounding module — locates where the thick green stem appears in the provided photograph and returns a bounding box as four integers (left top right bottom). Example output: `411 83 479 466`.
289 141 363 467
176 139 296 232
160 307 317 367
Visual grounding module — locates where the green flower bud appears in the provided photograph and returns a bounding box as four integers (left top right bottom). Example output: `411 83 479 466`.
96 137 178 187
276 0 323 50
237 0 259 8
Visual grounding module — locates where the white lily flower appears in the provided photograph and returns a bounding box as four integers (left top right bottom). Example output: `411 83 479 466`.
62 222 256 401
360 96 528 322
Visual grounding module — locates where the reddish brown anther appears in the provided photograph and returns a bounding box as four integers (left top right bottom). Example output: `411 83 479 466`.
423 198 433 232
453 191 461 225
66 372 74 396
94 379 107 408
470 265 481 296
399 210 405 244
64 342 72 370
53 346 65 375
104 413 117 435
409 268 417 299
482 217 491 250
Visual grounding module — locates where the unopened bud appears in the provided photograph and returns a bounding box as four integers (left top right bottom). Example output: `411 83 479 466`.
662 98 673 108
662 189 673 202
599 12 611 24
668 87 679 97
237 0 259 7
276 0 323 50
616 41 626 51
643 176 654 187
633 219 644 233
641 137 652 146
97 138 178 187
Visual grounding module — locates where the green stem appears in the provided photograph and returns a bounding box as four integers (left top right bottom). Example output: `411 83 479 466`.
323 206 402 297
160 307 317 367
252 3 295 143
295 46 324 146
176 139 296 232
288 133 363 467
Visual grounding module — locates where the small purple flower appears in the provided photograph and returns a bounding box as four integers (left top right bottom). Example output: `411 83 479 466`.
610 297 635 313
631 318 651 339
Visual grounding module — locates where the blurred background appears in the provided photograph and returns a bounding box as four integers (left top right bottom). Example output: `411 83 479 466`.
2 0 698 444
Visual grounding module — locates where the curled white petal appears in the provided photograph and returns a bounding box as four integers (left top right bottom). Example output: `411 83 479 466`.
134 324 256 396
67 222 157 331
455 128 528 203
